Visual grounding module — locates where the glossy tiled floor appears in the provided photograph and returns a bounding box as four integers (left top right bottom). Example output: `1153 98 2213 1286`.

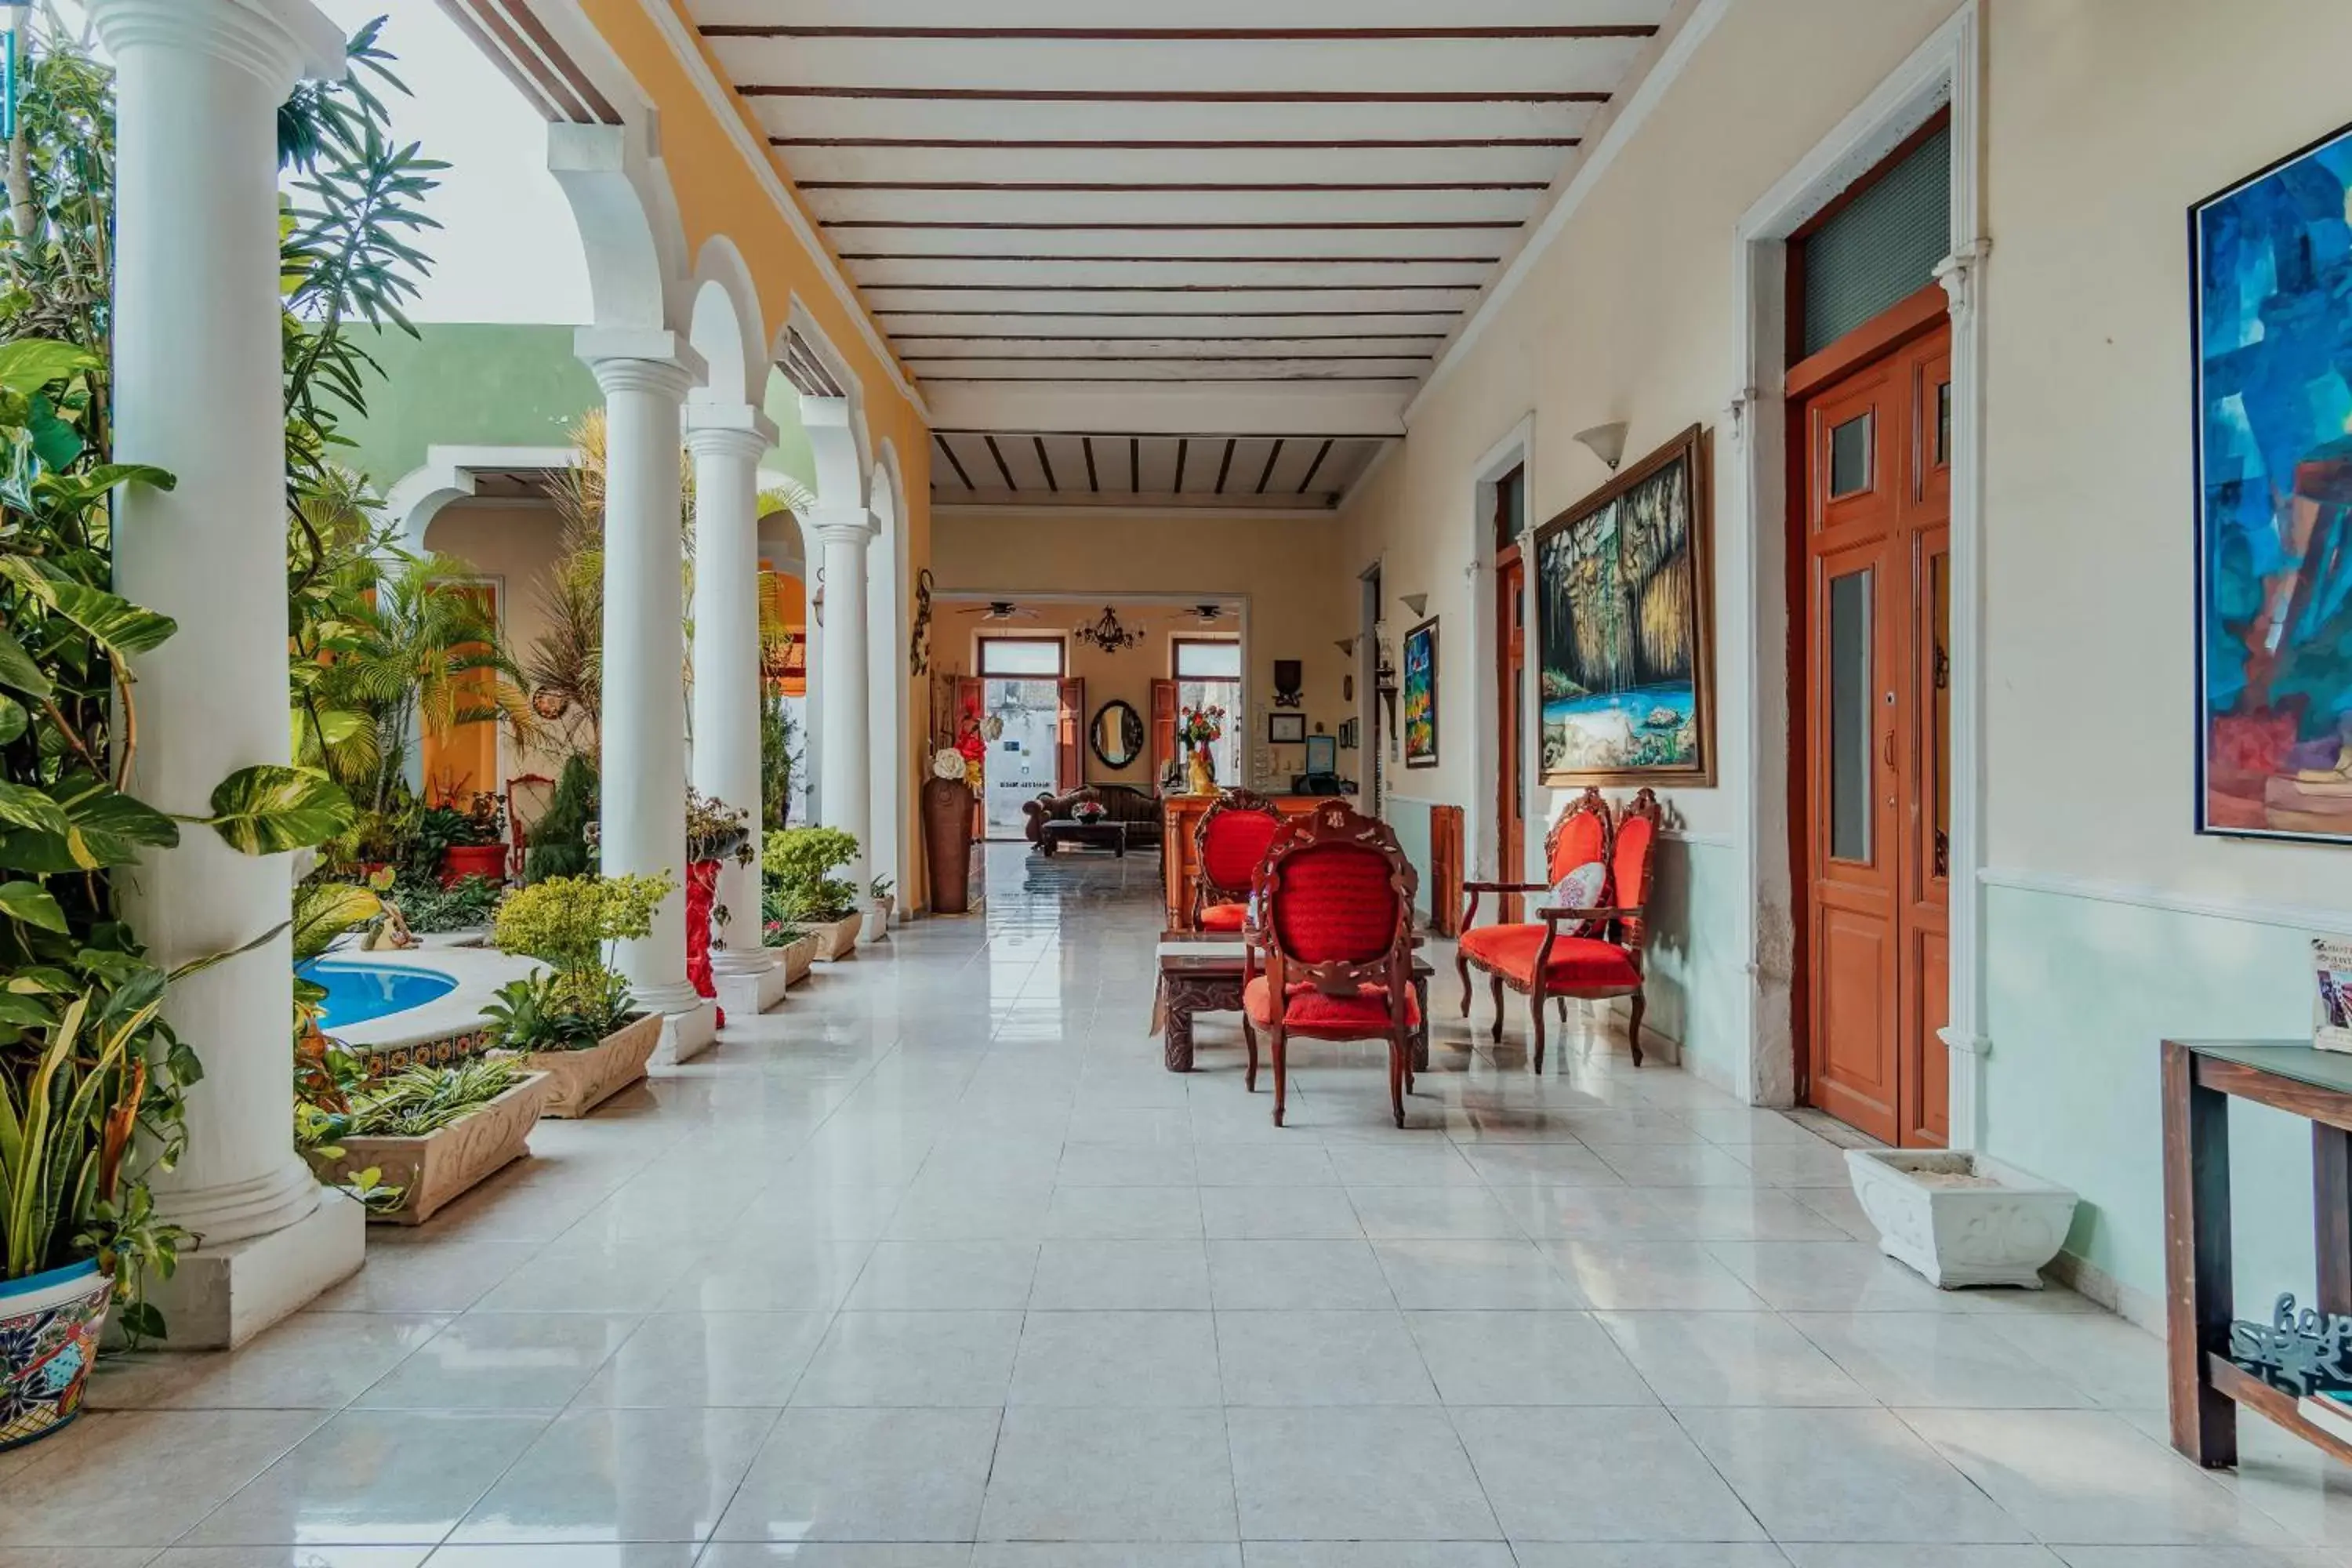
9 844 2352 1566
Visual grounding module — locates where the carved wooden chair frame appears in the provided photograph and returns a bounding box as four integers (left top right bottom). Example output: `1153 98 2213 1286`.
1189 786 1280 927
1457 786 1661 1073
1242 800 1421 1127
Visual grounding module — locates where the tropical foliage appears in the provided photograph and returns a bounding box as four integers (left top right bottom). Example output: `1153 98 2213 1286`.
491 872 672 976
294 1054 525 1146
522 753 597 884
764 826 860 924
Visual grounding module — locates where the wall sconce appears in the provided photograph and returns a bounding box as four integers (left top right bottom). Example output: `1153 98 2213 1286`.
1574 420 1630 471
1400 593 1429 618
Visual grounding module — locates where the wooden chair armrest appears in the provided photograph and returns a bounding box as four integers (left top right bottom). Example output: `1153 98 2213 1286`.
1462 879 1548 895
1537 904 1644 925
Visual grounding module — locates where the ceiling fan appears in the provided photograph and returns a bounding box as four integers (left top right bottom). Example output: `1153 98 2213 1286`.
952 601 1038 622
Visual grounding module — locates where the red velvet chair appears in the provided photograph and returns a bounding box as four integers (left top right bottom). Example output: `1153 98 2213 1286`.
1191 787 1282 931
1457 787 1661 1072
1240 800 1421 1128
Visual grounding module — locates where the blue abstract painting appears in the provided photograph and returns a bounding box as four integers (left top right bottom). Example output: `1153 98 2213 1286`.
2194 120 2352 841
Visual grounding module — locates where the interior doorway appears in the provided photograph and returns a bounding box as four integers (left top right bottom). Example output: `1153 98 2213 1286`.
1794 296 1953 1148
1492 466 1528 920
978 636 1066 837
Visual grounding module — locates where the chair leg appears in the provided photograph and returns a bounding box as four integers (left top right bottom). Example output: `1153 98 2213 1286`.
1530 986 1548 1076
1388 1036 1406 1128
1628 986 1647 1069
1487 974 1506 1044
1243 1019 1259 1092
1455 953 1472 1015
1270 1027 1289 1127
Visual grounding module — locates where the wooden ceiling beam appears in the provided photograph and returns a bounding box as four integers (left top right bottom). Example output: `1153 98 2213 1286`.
931 432 978 492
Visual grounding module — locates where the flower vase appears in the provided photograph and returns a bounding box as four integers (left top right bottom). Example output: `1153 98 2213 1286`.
1187 745 1217 795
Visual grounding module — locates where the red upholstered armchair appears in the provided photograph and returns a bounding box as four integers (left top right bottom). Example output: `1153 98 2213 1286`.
1240 800 1421 1128
1191 788 1282 931
1457 787 1661 1072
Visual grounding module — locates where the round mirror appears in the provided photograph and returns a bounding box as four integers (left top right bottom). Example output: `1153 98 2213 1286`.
1089 699 1146 770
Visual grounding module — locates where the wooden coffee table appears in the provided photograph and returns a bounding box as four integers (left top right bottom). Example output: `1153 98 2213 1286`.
1154 931 1432 1073
1040 818 1127 857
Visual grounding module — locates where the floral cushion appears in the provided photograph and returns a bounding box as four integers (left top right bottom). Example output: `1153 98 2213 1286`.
1243 975 1422 1032
1548 859 1609 938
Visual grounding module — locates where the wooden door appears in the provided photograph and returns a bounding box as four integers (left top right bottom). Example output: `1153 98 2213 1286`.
419 581 497 807
1496 548 1527 921
1798 314 1952 1148
1149 677 1178 786
1057 677 1085 791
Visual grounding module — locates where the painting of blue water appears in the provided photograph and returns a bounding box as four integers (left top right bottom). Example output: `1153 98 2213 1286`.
1542 682 1697 775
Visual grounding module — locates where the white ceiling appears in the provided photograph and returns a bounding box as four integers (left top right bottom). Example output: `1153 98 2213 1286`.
684 1 1679 510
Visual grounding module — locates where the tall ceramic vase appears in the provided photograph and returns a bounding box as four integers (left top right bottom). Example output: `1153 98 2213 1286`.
1186 745 1216 796
923 776 975 915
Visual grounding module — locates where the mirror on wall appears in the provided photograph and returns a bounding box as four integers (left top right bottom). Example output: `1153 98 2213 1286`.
1089 699 1146 770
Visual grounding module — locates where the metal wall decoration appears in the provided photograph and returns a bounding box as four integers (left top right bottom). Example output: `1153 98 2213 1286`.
2230 1294 2352 1397
1272 659 1304 708
909 567 935 674
1073 604 1144 652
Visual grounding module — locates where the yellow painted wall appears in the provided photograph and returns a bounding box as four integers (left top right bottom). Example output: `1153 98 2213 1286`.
931 512 1360 792
579 0 935 902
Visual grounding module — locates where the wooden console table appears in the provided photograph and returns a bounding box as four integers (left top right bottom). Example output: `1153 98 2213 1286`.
1159 793 1330 927
2162 1037 2352 1468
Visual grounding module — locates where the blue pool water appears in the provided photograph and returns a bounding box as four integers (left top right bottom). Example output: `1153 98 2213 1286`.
298 960 458 1026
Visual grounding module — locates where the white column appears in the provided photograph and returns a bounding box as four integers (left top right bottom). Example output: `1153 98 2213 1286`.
809 506 874 898
579 329 715 1059
687 407 783 1008
93 0 361 1346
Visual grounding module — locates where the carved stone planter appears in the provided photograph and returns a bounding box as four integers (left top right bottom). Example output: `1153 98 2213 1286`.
808 910 862 961
1846 1149 2078 1289
519 1012 660 1119
306 1070 552 1226
775 934 818 985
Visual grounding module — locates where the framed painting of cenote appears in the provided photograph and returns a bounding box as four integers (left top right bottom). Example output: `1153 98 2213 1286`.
1402 616 1439 768
1533 424 1714 786
2192 118 2352 843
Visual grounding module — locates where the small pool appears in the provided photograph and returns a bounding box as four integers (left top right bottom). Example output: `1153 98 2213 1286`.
298 959 459 1027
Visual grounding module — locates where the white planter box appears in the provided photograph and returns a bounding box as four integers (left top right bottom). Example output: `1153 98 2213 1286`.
305 1071 552 1226
1846 1149 2078 1289
774 935 817 985
808 910 863 961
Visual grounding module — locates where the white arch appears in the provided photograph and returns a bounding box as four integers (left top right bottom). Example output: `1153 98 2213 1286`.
546 119 690 336
382 445 579 558
687 234 768 413
864 442 909 933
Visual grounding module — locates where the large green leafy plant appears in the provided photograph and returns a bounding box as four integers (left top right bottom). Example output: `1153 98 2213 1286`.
0 15 411 1330
485 872 668 1052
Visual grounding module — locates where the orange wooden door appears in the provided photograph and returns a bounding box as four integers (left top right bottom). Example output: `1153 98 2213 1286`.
1057 677 1085 792
1149 677 1178 785
1798 319 1951 1148
419 581 497 807
1496 549 1527 922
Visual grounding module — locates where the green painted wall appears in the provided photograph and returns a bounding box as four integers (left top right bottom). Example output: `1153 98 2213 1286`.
332 324 818 498
1981 882 2318 1316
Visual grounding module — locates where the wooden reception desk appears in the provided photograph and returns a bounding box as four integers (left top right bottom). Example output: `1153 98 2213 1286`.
1160 792 1331 928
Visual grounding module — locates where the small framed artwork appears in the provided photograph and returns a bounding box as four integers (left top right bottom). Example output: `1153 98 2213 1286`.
1338 717 1359 749
1267 712 1307 745
1402 615 1439 768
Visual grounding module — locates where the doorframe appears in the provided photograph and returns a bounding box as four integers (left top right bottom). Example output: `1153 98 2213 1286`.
1726 0 1987 1145
1468 414 1537 884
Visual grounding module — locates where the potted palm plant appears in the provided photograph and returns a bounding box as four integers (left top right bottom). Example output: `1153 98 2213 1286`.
484 872 673 1116
764 826 863 960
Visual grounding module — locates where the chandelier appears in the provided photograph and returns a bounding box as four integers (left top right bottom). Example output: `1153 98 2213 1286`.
1073 604 1144 652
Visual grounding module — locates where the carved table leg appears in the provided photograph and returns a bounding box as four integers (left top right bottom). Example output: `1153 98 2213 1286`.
1164 996 1195 1072
1411 974 1431 1073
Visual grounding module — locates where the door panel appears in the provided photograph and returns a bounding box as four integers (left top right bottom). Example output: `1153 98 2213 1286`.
1801 316 1951 1148
1497 549 1527 921
1057 677 1084 792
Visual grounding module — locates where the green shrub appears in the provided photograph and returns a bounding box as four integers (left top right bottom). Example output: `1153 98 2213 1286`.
387 873 499 934
763 826 859 923
295 1055 526 1145
491 871 671 974
524 752 597 883
481 967 634 1053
